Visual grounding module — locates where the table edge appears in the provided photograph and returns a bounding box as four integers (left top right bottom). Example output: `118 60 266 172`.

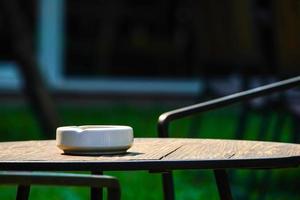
0 156 299 171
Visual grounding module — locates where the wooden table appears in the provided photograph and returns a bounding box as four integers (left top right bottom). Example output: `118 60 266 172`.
1 138 300 199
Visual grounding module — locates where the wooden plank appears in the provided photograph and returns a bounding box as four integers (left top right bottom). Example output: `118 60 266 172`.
163 139 300 160
163 139 238 160
0 138 300 163
122 138 183 160
0 138 183 162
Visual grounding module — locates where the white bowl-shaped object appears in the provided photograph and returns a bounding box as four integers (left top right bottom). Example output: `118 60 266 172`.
56 125 133 155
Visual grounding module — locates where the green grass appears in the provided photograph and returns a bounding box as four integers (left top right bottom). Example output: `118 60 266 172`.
0 102 299 199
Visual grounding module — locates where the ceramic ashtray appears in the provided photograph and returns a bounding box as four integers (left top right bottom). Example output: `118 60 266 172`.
56 125 133 155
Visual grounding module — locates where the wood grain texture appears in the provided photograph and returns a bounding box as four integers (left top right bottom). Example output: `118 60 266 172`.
0 138 183 162
162 139 300 160
0 138 299 163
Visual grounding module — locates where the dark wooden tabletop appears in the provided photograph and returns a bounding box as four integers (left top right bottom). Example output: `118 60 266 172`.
0 138 300 171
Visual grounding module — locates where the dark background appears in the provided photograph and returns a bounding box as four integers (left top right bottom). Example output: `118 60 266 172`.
1 0 300 78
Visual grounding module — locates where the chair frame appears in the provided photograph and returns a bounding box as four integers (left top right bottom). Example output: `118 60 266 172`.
0 171 120 200
157 76 300 200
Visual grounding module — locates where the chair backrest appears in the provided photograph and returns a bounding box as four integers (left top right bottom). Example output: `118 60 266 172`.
158 76 300 138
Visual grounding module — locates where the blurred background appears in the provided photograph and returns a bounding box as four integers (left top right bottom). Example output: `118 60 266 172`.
1 0 300 199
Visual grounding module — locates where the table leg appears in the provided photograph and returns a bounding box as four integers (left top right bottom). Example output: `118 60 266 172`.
16 185 30 200
91 171 103 200
162 172 175 200
214 170 233 200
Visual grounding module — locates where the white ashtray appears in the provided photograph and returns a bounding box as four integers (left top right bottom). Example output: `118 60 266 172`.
56 125 133 155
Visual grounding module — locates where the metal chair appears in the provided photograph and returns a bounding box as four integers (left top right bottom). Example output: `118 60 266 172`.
157 76 300 200
0 171 121 200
